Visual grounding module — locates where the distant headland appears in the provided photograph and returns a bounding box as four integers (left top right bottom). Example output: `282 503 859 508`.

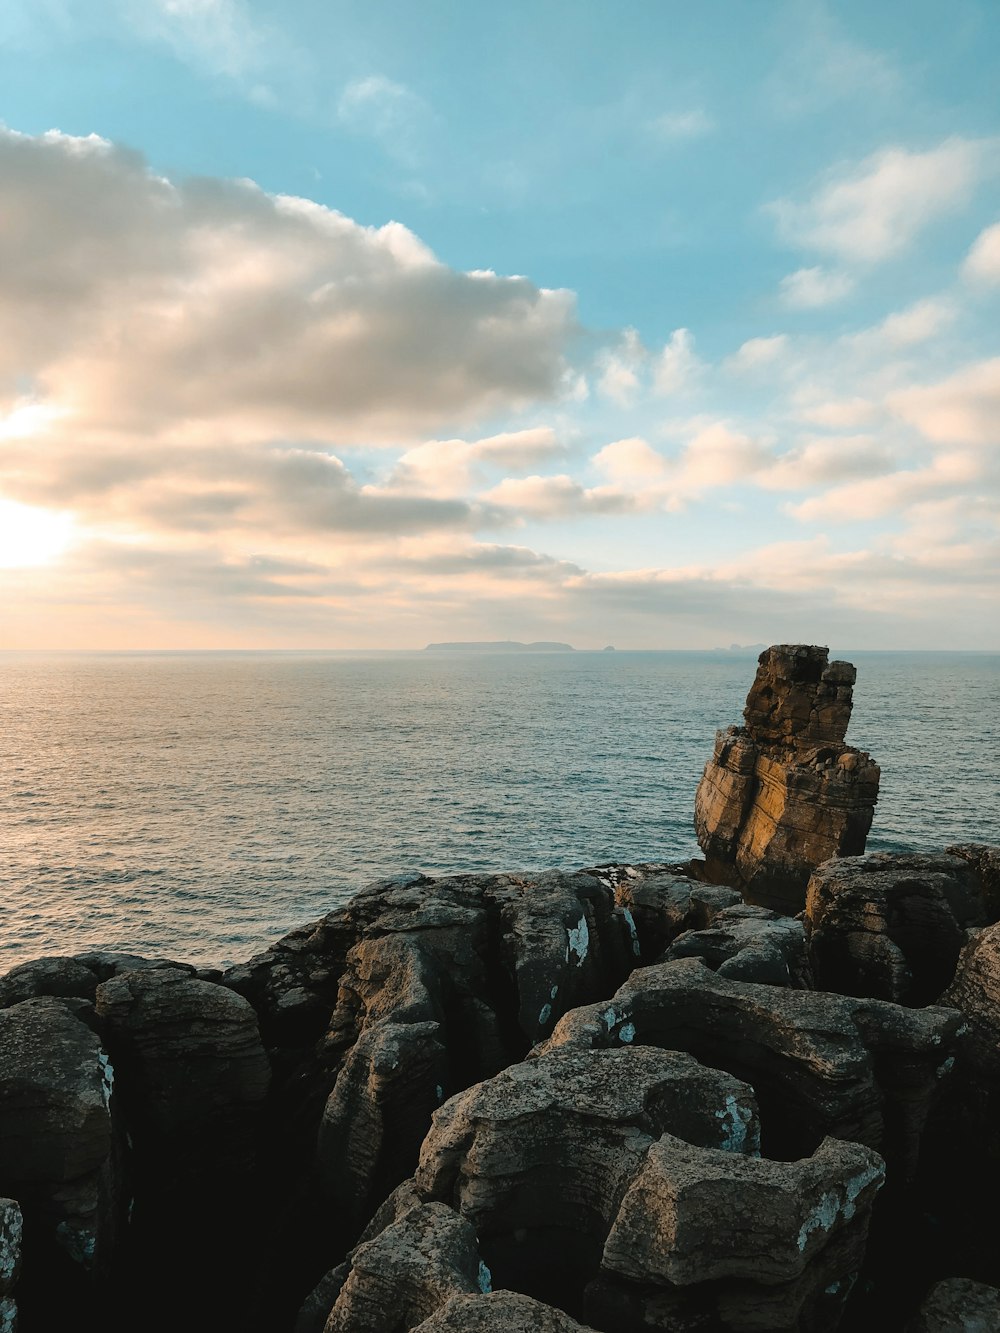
423 639 575 652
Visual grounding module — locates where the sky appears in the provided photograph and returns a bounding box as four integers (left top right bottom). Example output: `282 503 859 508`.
1 0 999 649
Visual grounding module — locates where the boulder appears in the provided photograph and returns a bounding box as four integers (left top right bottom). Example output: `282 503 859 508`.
907 1278 1000 1331
541 958 961 1174
0 997 120 1277
804 852 997 1004
694 645 880 913
0 957 101 1008
413 1290 598 1331
612 871 741 963
663 903 808 986
322 1202 486 1333
415 1046 759 1311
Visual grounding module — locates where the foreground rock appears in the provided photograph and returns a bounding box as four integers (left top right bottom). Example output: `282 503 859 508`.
542 958 962 1174
907 1278 1000 1331
804 851 998 1005
694 645 880 912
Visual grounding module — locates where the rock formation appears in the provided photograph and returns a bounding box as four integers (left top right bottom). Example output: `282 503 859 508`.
694 644 880 912
0 677 995 1333
804 850 999 1005
906 1278 1000 1331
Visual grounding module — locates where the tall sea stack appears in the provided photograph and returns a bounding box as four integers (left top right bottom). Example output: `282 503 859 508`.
694 644 880 912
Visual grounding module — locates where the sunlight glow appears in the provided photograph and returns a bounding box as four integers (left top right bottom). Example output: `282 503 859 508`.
0 499 75 568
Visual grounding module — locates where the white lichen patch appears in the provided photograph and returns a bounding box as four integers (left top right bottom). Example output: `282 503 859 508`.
714 1095 759 1156
550 984 559 1000
797 1162 884 1252
566 914 590 966
618 1022 636 1044
435 1085 444 1103
538 1004 552 1026
936 1056 955 1079
97 1049 114 1109
0 1296 16 1333
621 907 641 956
477 1260 492 1293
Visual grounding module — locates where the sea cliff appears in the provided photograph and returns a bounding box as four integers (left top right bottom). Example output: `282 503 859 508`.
0 646 997 1333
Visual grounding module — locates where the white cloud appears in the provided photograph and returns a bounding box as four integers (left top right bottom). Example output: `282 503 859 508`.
779 266 854 308
387 428 565 497
770 138 996 264
654 328 703 394
759 436 896 491
0 126 577 449
597 327 646 405
649 108 713 141
123 0 268 80
888 357 1000 444
337 75 431 166
963 221 1000 284
725 334 789 372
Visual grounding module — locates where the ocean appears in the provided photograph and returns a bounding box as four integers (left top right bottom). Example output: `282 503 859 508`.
1 649 997 971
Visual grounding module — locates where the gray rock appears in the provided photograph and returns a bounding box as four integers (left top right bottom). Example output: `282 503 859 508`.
413 1290 598 1331
323 1202 485 1333
907 1277 1000 1331
542 958 962 1175
0 1200 22 1297
0 958 99 1008
804 851 995 1004
663 903 808 986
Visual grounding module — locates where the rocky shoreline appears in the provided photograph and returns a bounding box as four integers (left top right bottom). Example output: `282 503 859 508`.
1 645 998 1332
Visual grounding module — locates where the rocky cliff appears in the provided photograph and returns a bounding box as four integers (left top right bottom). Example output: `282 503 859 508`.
694 644 881 912
0 646 995 1333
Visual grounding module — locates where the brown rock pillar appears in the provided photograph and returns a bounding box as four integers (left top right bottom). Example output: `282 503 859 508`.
694 645 880 913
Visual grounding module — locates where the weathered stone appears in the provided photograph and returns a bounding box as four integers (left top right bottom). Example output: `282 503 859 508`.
602 1133 883 1287
941 921 1000 1079
323 1202 485 1333
318 1019 449 1232
0 1200 22 1297
907 1277 1000 1331
414 1290 598 1331
694 645 880 912
542 959 961 1175
94 968 270 1173
805 852 995 1004
946 844 1000 920
0 998 120 1277
613 871 741 963
0 958 100 1008
663 903 808 986
415 1046 758 1309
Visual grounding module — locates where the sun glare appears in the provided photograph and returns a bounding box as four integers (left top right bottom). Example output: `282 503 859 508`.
0 498 75 568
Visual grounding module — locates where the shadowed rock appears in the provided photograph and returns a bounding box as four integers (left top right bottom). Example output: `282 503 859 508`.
663 903 808 986
611 870 742 963
413 1290 599 1331
0 1197 23 1332
804 851 998 1005
414 1046 759 1312
322 1202 485 1333
695 645 880 912
0 998 120 1274
541 958 961 1175
906 1277 1000 1331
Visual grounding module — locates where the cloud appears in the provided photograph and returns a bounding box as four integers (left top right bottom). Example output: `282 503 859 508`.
0 127 577 448
654 328 703 394
337 75 432 167
963 221 1000 284
779 266 854 308
725 335 789 372
649 109 713 141
759 436 896 491
481 474 635 518
770 138 995 264
387 427 566 497
597 327 646 405
888 357 1000 444
122 0 271 81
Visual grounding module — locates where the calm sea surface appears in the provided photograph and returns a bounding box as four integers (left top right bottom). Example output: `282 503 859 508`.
1 650 997 971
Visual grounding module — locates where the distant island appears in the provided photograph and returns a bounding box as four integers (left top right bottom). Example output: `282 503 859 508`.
424 640 575 652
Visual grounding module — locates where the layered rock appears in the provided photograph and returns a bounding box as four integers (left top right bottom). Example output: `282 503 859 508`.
804 851 998 1005
663 902 808 986
695 645 880 912
906 1278 1000 1331
541 958 962 1175
413 1291 599 1331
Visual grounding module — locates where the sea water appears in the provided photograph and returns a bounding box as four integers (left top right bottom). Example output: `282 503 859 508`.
1 650 997 970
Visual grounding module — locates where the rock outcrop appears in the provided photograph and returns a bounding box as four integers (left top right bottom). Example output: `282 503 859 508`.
541 958 962 1174
0 1198 22 1333
804 851 998 1005
906 1278 1000 1331
694 645 880 912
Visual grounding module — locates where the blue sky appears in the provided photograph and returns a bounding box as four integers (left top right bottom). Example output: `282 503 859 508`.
1 0 999 647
